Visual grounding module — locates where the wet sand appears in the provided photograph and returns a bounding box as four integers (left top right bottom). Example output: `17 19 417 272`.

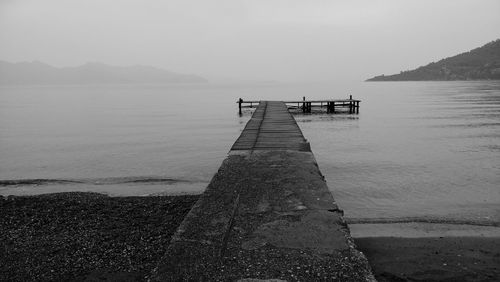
352 223 500 281
355 236 500 281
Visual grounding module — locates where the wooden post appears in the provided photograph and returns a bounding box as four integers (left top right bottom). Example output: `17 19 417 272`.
302 96 306 113
356 101 359 114
239 98 243 114
349 95 353 114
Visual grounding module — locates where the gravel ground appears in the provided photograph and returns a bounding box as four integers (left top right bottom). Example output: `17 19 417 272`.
0 192 199 281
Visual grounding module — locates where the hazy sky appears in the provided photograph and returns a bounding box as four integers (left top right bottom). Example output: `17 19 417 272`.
1 0 499 82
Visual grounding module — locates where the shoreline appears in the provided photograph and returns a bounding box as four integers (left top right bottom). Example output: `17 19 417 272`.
2 192 499 281
350 222 500 238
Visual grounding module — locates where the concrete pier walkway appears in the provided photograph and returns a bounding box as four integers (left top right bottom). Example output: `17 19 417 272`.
151 102 374 281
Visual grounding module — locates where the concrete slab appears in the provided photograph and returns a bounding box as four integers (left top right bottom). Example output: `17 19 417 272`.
151 102 374 281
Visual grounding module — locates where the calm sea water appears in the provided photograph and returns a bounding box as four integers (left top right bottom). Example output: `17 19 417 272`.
1 82 499 224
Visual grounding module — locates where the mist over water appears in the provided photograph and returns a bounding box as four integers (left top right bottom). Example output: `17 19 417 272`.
1 81 499 224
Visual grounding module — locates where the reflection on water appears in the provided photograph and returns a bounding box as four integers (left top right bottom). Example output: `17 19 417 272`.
1 82 499 225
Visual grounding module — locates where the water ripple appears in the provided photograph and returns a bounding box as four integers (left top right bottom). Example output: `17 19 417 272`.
0 176 191 187
346 216 500 227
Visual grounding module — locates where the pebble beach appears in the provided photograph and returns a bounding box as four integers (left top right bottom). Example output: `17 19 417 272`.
2 192 499 281
0 192 198 281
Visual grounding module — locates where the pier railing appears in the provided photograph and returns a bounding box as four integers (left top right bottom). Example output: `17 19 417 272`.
237 96 360 114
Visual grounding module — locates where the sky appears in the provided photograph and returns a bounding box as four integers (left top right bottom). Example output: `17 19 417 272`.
1 0 499 82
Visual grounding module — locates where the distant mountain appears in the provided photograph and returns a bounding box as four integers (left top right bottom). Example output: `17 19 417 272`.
367 39 500 81
0 61 208 85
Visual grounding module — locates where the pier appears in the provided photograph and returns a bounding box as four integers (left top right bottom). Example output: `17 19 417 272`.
238 96 361 114
152 101 374 281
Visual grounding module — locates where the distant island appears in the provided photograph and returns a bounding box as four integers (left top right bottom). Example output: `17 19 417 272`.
0 61 208 85
367 39 500 81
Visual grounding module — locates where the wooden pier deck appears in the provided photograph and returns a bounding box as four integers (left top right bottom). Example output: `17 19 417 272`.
231 101 310 151
152 101 374 281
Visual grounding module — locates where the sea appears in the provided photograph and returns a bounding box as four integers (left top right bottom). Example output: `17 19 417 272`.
1 81 499 226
